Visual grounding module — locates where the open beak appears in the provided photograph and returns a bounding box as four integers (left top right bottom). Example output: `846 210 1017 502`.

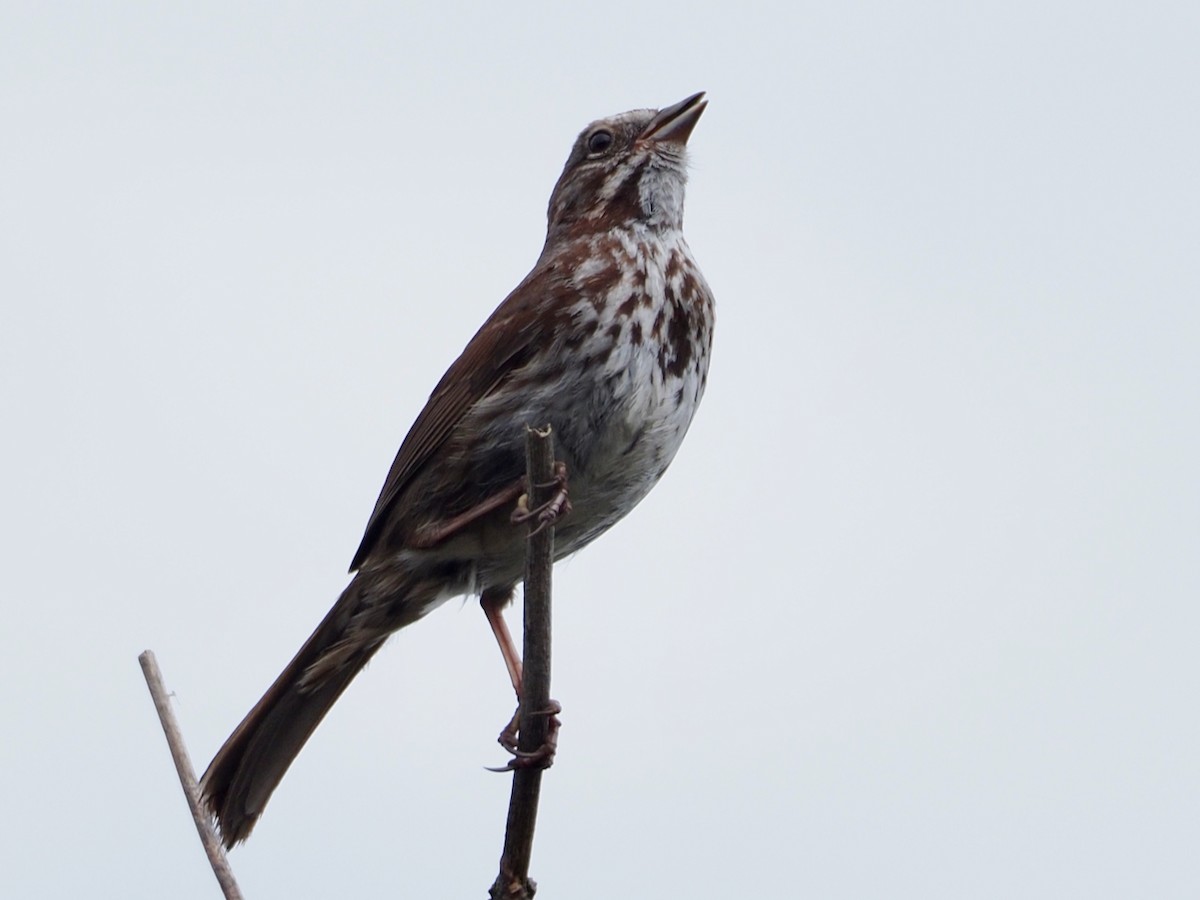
640 91 707 147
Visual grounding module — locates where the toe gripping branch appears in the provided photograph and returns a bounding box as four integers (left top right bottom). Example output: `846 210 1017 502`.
488 701 563 773
510 461 571 537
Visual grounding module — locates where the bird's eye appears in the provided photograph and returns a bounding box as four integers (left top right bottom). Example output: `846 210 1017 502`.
587 129 614 155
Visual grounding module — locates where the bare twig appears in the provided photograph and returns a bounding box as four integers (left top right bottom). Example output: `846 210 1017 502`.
139 650 245 900
490 425 557 900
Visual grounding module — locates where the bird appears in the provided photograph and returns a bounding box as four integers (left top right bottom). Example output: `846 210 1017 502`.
200 92 715 848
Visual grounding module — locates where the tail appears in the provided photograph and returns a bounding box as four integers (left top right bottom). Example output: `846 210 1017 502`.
200 568 430 847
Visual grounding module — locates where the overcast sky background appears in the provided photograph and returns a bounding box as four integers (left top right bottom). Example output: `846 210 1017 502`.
2 2 1197 898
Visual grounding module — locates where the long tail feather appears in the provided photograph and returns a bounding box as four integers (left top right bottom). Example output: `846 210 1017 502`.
199 569 426 847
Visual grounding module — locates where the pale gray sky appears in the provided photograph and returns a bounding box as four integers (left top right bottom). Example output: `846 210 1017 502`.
3 2 1198 898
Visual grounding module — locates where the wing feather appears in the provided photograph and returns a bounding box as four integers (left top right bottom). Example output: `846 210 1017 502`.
349 265 562 570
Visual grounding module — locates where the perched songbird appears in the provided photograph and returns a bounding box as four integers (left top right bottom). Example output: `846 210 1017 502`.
201 92 715 847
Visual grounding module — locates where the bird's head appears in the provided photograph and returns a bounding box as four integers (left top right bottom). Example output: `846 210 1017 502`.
545 92 707 241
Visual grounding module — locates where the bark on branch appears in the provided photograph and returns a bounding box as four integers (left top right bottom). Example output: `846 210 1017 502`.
138 650 245 900
489 425 557 900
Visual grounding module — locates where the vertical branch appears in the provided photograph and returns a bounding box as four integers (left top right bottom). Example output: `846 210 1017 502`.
138 650 245 900
490 425 557 900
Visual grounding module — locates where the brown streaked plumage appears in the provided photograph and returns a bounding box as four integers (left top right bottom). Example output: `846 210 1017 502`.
200 92 715 847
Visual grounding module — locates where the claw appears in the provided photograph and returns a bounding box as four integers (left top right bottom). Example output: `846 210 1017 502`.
486 701 562 772
510 462 571 534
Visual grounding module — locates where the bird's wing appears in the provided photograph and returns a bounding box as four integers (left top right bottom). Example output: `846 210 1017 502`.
349 264 562 571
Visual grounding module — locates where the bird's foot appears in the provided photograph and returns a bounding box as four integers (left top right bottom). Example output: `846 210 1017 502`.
487 700 562 772
510 462 571 535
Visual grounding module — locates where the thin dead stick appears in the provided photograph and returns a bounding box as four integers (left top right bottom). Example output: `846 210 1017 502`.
139 650 245 900
490 425 557 900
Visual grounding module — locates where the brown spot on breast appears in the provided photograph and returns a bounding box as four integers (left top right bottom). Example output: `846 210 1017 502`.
662 296 694 378
630 320 643 345
652 266 704 382
617 293 639 317
665 253 682 280
679 269 702 300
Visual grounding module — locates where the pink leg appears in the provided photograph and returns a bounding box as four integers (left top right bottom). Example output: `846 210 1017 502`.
480 590 561 769
481 587 523 698
411 479 526 549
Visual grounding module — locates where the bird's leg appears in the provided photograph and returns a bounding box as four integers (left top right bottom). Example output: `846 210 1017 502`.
480 589 561 770
509 461 572 535
410 461 569 549
409 480 526 549
481 587 524 700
